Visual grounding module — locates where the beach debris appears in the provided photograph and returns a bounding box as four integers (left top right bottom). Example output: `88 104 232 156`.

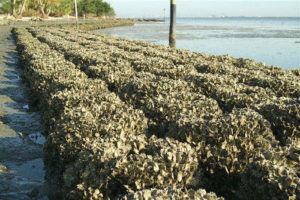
22 104 29 110
28 132 46 145
0 164 8 174
18 132 24 138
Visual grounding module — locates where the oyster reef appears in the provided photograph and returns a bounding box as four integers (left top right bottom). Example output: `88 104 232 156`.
12 27 299 200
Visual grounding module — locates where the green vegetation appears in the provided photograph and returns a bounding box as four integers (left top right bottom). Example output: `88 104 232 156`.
78 0 115 17
0 0 114 18
0 0 11 14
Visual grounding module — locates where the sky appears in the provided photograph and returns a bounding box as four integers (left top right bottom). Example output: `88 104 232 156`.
105 0 300 18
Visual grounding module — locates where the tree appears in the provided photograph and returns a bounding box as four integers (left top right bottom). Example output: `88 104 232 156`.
78 0 114 17
0 0 11 14
52 0 73 16
78 0 94 17
0 0 115 17
36 0 59 18
10 0 27 18
96 1 114 16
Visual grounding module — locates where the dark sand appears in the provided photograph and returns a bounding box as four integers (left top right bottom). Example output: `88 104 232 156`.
0 26 48 200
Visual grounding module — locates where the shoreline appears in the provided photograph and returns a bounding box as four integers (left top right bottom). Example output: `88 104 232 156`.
95 18 300 70
0 19 136 200
11 26 300 199
0 16 135 28
0 18 299 199
0 26 47 200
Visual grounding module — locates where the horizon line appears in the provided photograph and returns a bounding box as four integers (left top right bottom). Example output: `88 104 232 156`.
120 16 300 19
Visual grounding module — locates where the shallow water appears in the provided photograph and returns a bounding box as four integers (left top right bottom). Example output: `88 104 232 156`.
0 26 48 200
96 17 300 70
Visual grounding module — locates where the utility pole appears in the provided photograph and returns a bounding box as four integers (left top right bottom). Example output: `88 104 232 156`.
169 0 176 48
163 8 166 22
74 0 79 28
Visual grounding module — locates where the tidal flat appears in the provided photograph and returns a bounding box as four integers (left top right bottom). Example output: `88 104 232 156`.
0 19 137 200
97 17 300 70
9 26 299 199
0 26 47 200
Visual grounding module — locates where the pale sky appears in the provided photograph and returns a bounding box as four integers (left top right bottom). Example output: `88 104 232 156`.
105 0 300 18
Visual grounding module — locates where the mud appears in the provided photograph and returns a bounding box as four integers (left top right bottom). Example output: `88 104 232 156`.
0 26 47 200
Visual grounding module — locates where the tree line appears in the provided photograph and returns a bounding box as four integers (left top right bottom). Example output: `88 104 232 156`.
0 0 115 18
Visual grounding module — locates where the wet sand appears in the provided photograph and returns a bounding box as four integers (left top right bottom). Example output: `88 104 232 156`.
0 26 47 200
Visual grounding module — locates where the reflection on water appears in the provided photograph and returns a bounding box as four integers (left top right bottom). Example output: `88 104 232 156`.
96 17 300 70
0 26 48 200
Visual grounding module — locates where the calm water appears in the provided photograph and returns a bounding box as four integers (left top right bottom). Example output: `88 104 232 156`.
96 17 300 70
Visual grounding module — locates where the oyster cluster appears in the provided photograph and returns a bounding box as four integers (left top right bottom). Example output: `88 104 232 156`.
123 187 224 200
12 27 299 200
49 19 134 31
10 19 135 31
